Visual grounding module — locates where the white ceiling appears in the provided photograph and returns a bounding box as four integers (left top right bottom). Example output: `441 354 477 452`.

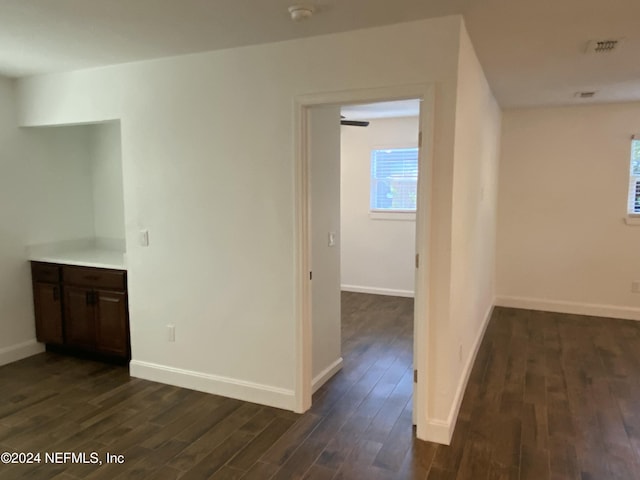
1 0 640 108
463 0 640 108
0 0 465 77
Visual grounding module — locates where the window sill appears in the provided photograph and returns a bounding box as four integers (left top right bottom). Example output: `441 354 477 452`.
369 211 416 221
624 215 640 226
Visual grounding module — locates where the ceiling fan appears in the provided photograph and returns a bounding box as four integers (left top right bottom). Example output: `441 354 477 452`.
340 115 369 127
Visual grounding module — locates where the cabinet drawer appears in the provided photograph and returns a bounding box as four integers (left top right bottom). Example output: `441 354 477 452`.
31 262 61 283
63 266 126 290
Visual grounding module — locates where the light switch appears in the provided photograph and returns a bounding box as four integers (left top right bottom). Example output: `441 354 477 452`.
328 232 336 247
139 229 149 247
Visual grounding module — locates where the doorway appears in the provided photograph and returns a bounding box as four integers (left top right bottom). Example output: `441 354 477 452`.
293 85 434 440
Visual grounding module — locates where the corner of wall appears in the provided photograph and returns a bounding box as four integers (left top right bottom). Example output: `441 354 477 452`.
312 357 343 393
0 340 44 367
420 301 494 445
437 13 502 443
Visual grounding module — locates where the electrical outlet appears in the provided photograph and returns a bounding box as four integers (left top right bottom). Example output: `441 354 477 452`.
632 281 640 294
167 325 175 342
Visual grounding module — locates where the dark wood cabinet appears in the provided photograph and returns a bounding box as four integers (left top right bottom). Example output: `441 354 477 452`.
31 261 130 361
32 262 63 345
64 286 96 349
33 281 64 344
95 290 128 356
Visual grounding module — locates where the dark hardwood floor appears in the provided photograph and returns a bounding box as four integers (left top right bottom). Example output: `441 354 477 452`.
1 293 640 479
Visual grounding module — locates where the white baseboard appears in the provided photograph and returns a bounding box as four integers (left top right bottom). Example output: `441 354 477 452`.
312 357 343 393
419 295 640 445
0 339 45 367
341 284 414 298
421 418 453 445
495 295 640 321
130 360 296 411
420 302 494 445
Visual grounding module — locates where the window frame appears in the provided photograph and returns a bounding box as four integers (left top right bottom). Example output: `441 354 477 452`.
369 145 419 219
627 135 640 218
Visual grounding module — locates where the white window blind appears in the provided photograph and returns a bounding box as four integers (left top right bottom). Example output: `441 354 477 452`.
629 137 640 215
370 148 419 212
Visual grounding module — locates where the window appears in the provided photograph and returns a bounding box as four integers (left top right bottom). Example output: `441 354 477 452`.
628 136 640 215
370 147 419 212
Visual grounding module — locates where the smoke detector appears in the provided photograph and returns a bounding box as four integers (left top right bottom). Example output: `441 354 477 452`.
288 5 315 22
585 39 623 54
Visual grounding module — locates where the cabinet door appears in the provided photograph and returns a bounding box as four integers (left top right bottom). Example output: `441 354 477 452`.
64 287 95 349
33 282 63 344
95 290 128 357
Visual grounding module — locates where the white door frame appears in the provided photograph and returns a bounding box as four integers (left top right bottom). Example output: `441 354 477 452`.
293 84 435 440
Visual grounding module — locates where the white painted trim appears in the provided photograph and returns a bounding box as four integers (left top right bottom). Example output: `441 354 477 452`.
130 360 296 411
295 84 437 109
294 83 435 438
293 94 312 414
422 419 453 445
421 302 494 445
495 295 640 322
0 339 45 366
341 284 414 298
312 357 343 393
413 85 435 442
369 211 416 221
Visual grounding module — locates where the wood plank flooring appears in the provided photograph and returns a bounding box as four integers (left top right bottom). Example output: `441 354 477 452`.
1 294 640 479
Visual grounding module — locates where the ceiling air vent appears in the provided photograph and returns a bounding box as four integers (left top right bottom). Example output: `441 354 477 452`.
585 39 622 54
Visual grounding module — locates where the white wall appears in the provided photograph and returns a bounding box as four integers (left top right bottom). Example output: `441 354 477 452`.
16 16 465 434
340 117 418 297
442 21 502 441
22 126 95 245
0 76 96 364
497 102 640 319
22 121 125 250
0 76 34 363
310 105 342 390
90 122 125 244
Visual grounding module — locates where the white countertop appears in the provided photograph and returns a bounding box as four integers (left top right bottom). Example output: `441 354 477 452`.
30 249 126 270
28 240 127 270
